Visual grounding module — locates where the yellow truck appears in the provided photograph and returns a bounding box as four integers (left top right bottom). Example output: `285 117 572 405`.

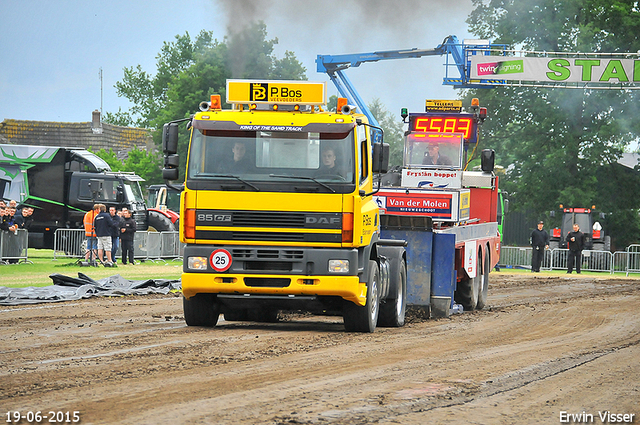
162 80 407 332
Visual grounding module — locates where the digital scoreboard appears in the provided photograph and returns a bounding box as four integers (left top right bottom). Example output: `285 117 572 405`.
408 113 478 144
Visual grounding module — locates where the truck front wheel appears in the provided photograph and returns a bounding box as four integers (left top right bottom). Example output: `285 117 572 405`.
183 294 220 327
343 260 380 333
378 260 407 327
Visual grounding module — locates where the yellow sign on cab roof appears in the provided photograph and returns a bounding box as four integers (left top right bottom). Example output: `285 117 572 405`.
227 80 327 105
425 100 462 112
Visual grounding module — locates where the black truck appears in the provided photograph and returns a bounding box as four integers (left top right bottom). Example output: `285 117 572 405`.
0 144 149 249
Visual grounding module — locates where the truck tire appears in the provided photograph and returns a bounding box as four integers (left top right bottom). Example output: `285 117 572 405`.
455 250 481 311
378 260 406 327
476 249 490 310
183 294 220 327
343 260 380 333
148 210 176 232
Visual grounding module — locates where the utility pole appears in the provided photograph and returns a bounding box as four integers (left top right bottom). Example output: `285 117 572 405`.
98 67 103 116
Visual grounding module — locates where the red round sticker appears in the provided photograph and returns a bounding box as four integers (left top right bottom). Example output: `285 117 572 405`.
210 249 232 272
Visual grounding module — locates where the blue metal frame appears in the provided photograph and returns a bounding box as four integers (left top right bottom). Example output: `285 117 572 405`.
316 35 508 129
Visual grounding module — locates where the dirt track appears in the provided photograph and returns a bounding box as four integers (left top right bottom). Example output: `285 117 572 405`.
1 273 638 425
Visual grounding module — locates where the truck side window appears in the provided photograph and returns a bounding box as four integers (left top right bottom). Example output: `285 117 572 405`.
357 126 368 184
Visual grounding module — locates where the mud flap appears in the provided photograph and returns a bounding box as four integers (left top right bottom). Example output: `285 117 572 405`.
430 233 456 318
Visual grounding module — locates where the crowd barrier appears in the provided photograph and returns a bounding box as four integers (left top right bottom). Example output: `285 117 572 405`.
0 229 30 264
52 229 184 263
5 229 640 275
499 246 637 274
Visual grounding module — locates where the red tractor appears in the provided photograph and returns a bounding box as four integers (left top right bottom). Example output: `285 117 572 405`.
146 184 182 232
549 206 610 251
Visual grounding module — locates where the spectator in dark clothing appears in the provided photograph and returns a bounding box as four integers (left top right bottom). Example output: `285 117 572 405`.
566 223 585 274
14 207 34 230
530 220 549 272
119 207 137 265
1 206 17 233
94 204 118 266
109 206 122 263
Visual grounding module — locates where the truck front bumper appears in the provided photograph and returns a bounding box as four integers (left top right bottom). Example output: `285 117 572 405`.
181 244 366 306
182 273 366 306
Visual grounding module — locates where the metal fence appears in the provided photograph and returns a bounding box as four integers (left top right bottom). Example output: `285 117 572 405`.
53 229 185 263
498 246 640 274
0 229 30 264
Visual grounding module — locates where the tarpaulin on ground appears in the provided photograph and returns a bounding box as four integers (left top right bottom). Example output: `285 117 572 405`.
0 273 181 305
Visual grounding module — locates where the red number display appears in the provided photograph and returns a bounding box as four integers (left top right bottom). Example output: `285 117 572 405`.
412 116 474 140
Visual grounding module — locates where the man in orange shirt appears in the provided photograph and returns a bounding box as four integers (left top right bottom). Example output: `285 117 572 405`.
83 204 100 261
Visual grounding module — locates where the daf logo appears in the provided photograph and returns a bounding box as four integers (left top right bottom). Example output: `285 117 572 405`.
306 216 340 225
214 214 232 222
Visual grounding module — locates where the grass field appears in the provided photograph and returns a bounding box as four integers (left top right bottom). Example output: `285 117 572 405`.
1 250 183 288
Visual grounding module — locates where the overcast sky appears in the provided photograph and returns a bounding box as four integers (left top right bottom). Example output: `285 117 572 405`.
0 0 477 125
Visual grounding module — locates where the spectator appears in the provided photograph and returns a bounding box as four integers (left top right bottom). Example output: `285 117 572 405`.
1 206 17 233
109 206 122 264
14 206 34 230
566 223 585 274
530 220 549 272
94 204 118 267
119 207 137 265
0 205 19 263
83 204 100 262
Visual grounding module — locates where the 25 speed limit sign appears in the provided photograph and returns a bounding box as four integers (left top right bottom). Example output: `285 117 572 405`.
209 249 232 272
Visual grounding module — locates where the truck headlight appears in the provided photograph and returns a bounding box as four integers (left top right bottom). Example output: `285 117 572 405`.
187 256 208 270
328 259 349 273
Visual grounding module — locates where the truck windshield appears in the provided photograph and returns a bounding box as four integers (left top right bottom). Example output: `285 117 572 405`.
187 129 355 185
123 181 144 203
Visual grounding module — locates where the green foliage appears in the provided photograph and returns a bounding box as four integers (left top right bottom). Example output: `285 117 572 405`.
110 22 307 179
92 148 124 171
466 0 640 247
91 147 163 186
368 98 405 167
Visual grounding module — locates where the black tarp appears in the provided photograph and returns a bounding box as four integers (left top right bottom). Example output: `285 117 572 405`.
0 273 181 305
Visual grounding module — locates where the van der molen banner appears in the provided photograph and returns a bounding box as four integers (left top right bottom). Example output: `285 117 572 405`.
470 56 640 84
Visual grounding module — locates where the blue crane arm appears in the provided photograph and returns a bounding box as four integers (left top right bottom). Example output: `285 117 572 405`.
316 36 465 129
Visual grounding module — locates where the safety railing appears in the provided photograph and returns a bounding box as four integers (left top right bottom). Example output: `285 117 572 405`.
499 246 624 274
53 229 185 263
0 229 30 264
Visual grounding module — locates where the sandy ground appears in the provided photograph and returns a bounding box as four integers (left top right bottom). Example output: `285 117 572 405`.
1 272 638 425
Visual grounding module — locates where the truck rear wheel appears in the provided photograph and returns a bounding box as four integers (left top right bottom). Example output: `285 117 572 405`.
477 250 490 310
183 294 220 327
343 260 380 333
378 260 406 327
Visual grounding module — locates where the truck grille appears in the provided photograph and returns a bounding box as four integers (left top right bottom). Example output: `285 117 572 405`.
231 249 304 260
244 277 291 288
233 212 305 227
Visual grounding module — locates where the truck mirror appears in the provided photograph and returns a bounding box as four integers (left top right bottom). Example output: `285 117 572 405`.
503 199 509 214
481 149 495 173
550 210 556 218
163 168 179 181
165 154 179 168
116 185 124 203
163 154 180 181
89 179 103 198
162 123 179 155
372 143 390 174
